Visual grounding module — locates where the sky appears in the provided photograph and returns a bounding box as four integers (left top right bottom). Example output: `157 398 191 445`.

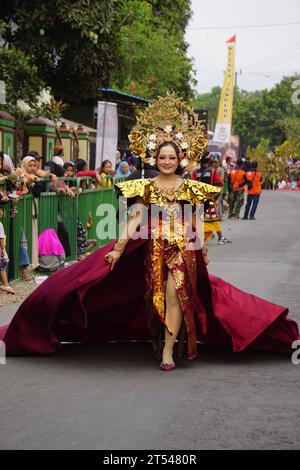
185 0 300 94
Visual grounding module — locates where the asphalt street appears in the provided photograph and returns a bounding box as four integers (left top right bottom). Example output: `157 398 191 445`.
0 190 299 450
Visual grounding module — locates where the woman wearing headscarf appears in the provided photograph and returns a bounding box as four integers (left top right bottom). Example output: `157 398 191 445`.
15 156 40 273
116 161 131 178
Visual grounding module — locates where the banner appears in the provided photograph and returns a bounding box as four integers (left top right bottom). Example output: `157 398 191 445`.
95 101 118 170
212 34 236 144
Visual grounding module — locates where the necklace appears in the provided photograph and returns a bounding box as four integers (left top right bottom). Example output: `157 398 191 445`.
154 178 183 192
153 179 184 201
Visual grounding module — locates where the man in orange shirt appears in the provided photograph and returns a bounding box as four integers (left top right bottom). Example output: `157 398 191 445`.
228 159 246 218
243 161 262 220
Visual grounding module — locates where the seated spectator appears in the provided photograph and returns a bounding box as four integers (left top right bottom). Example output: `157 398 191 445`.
75 158 103 188
77 217 97 260
277 179 287 190
38 228 65 272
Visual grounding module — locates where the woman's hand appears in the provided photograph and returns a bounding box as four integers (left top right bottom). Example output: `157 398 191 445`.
104 250 122 270
28 174 38 182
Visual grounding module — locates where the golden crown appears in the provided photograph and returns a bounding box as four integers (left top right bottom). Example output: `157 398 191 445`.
128 94 208 165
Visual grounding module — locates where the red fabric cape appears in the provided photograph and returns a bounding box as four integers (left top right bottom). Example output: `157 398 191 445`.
0 239 298 356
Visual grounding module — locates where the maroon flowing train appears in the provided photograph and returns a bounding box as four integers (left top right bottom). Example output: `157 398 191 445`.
0 238 298 356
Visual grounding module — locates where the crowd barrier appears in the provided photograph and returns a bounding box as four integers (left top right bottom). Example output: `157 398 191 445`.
1 176 126 281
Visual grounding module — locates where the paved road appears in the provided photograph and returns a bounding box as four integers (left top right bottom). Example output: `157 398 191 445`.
0 190 299 450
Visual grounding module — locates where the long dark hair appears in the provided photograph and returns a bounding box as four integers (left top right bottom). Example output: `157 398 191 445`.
100 159 112 173
155 141 183 175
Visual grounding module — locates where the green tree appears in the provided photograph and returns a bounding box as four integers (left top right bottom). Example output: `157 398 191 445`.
0 20 45 113
114 0 195 100
232 75 300 154
277 117 300 155
0 0 121 101
150 0 192 32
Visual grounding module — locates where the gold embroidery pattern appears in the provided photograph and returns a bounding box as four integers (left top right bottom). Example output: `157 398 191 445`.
115 178 221 207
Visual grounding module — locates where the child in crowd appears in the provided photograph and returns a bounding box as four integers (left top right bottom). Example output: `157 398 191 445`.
75 159 103 188
100 160 113 187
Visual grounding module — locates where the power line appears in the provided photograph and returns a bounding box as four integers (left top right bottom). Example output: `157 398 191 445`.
187 21 300 30
247 46 300 70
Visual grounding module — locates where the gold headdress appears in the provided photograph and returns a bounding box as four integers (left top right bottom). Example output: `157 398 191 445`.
128 93 208 165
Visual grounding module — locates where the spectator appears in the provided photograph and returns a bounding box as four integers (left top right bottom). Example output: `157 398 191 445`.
45 161 75 197
210 154 225 183
38 228 65 272
243 161 262 220
242 159 252 173
75 158 103 188
100 160 113 187
24 152 59 191
0 206 14 294
63 162 78 191
128 155 138 173
127 150 159 180
277 179 287 190
0 152 17 193
53 144 64 167
15 157 42 197
194 155 231 244
117 161 131 178
228 159 246 219
0 151 15 174
77 218 97 260
19 228 33 281
115 150 122 170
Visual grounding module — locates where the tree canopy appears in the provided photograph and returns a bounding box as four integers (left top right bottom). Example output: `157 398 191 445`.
0 0 120 102
113 0 195 100
0 0 194 107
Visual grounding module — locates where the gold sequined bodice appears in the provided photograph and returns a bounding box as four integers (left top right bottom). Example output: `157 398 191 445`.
115 178 221 244
115 178 221 207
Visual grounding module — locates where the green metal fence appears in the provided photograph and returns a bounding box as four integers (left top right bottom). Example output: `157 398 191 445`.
1 175 127 281
9 194 33 280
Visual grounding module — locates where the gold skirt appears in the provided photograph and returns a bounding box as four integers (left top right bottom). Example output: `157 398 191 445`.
144 236 200 359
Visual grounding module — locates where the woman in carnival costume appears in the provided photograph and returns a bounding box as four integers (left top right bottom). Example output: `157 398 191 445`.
0 95 299 371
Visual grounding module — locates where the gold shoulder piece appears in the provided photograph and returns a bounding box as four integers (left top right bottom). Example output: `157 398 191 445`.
115 179 151 202
178 179 222 205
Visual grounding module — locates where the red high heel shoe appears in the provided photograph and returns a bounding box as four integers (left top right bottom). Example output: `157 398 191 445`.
160 361 176 372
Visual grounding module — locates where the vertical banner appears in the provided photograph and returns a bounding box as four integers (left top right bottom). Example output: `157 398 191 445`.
212 35 236 144
95 101 118 170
